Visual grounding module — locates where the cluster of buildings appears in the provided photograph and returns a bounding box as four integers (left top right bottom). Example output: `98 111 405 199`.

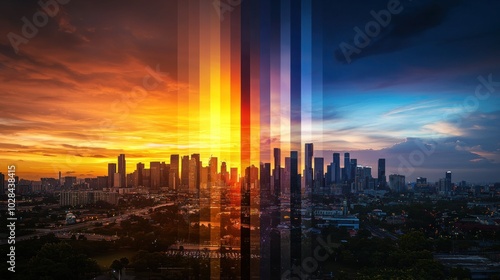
2 144 481 208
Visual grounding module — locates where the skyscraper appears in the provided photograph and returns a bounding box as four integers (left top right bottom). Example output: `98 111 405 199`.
209 157 218 185
136 162 144 187
350 158 357 181
221 161 228 184
445 171 452 196
314 157 324 193
290 151 301 266
344 152 351 182
107 163 116 188
160 162 169 188
169 154 179 190
150 162 161 190
273 148 281 199
333 153 341 183
389 174 405 192
118 154 126 188
230 167 238 184
305 143 314 192
188 157 198 193
378 158 386 189
181 155 189 190
191 154 201 189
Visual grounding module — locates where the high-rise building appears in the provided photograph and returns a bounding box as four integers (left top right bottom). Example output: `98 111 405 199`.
389 174 405 192
107 163 116 188
378 158 386 189
188 157 198 193
209 157 218 185
136 162 144 187
445 171 452 196
325 163 332 185
160 162 169 188
150 162 161 190
314 157 324 193
118 154 126 188
344 153 351 182
305 143 314 192
200 166 209 188
350 158 357 181
416 177 427 185
230 167 238 185
181 155 190 190
260 162 271 204
333 153 341 183
221 161 228 184
191 154 201 189
113 173 121 188
169 154 179 190
290 151 301 266
63 176 77 188
273 148 281 199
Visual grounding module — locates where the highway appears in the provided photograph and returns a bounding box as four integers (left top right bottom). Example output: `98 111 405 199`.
0 203 174 245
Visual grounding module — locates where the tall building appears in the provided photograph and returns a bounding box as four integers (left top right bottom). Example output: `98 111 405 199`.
113 173 121 188
445 171 452 196
416 177 427 185
188 157 198 193
160 162 169 188
63 176 77 188
273 148 281 199
136 162 144 187
389 174 405 193
150 162 161 190
230 167 238 185
221 161 228 184
181 155 190 190
200 166 209 188
314 157 324 193
290 151 301 266
118 154 126 188
333 153 341 183
305 143 314 192
378 158 386 189
191 154 201 189
209 157 218 185
350 158 357 181
260 162 271 203
344 152 351 182
107 163 116 188
169 154 179 190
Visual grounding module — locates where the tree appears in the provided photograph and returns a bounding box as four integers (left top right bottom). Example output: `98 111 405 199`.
27 242 100 280
399 231 431 251
111 257 130 279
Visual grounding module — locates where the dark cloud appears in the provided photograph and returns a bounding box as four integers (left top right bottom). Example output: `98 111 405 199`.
334 0 462 63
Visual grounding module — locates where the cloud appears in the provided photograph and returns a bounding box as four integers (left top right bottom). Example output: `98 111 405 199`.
335 0 462 63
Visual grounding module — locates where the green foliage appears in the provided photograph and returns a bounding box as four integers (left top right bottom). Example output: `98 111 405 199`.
25 242 100 280
399 231 431 251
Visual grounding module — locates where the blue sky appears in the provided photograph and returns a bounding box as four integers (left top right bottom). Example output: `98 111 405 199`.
314 0 500 182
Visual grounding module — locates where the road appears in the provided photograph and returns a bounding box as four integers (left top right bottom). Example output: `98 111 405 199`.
365 225 398 240
0 203 174 245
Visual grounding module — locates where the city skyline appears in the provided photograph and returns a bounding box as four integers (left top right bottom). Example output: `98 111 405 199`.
10 147 481 186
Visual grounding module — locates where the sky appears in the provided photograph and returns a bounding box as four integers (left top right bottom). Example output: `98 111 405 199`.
0 0 499 183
